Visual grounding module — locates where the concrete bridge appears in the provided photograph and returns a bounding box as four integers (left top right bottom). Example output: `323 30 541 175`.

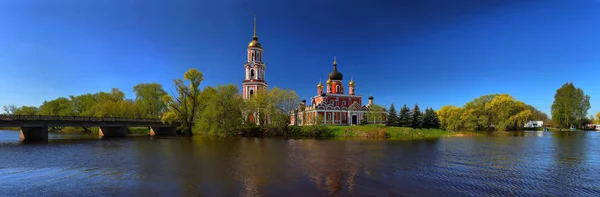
0 115 180 141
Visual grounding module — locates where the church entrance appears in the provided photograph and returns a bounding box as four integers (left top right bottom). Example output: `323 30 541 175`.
352 115 357 125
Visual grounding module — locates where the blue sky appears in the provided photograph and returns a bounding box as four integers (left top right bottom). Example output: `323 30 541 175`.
0 0 599 116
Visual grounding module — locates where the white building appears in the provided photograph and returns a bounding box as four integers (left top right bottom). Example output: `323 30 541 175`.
524 120 544 128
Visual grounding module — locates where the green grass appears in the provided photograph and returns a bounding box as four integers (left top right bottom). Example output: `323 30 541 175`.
326 125 457 139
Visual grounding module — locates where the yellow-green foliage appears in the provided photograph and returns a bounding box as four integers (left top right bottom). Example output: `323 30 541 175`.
438 94 547 131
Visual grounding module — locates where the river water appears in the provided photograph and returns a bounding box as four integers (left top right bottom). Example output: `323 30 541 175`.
1 130 599 196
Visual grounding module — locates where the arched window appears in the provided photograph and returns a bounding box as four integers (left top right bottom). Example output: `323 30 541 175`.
336 85 340 92
330 100 334 105
250 69 255 79
342 101 346 106
252 52 255 61
250 89 254 96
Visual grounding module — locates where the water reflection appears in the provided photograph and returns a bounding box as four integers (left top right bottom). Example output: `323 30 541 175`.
1 130 600 196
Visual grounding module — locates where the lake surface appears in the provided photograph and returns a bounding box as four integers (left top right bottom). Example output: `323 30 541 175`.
1 130 600 196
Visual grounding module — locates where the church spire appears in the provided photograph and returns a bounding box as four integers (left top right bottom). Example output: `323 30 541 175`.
253 15 257 38
248 16 262 48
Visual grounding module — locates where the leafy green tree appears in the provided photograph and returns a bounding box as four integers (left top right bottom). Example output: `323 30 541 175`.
38 97 75 116
195 85 245 136
386 104 399 126
268 87 300 128
398 104 411 127
14 106 38 115
411 104 423 128
244 89 270 128
437 105 463 131
551 82 591 129
69 93 98 116
367 104 386 124
91 88 141 118
244 87 299 131
3 105 17 115
133 83 167 119
162 68 204 136
596 112 600 124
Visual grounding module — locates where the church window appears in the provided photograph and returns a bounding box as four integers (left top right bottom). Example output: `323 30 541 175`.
250 89 254 96
330 100 334 105
336 85 340 92
342 101 346 106
250 69 255 79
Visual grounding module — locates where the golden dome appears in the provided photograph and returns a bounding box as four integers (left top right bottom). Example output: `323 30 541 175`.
326 78 332 84
349 79 355 86
248 38 262 48
317 81 323 88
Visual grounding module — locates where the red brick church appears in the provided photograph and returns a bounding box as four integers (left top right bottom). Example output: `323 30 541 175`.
290 57 386 125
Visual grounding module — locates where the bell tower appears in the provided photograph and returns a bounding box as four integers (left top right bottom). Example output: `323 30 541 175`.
243 17 268 100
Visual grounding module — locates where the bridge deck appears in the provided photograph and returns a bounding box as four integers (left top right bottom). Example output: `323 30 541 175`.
0 115 178 127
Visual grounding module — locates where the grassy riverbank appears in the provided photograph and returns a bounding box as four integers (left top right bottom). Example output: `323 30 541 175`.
326 125 459 139
282 125 467 139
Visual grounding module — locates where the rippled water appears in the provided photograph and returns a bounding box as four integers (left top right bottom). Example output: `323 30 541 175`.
1 130 600 196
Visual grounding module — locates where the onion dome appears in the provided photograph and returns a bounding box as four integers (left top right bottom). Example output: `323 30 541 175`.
328 56 343 81
302 99 307 103
248 17 262 49
317 81 323 88
348 79 355 86
368 96 374 100
326 78 332 85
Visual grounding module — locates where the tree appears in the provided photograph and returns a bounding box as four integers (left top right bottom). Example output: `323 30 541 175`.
92 88 141 118
386 104 399 126
14 106 38 115
133 83 167 119
596 112 600 124
359 115 369 125
411 104 423 128
195 85 245 136
267 87 300 128
3 105 17 115
367 104 386 124
551 82 591 129
162 68 204 136
69 93 98 117
422 108 440 129
38 97 75 116
398 104 411 127
437 106 463 131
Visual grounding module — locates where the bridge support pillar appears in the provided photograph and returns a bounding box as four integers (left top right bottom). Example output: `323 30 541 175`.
99 127 127 138
20 127 48 141
150 127 177 136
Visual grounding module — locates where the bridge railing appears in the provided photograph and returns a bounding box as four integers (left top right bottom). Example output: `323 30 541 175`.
0 114 164 122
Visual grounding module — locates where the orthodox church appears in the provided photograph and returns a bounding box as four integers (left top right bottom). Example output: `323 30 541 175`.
240 17 385 125
290 57 387 126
